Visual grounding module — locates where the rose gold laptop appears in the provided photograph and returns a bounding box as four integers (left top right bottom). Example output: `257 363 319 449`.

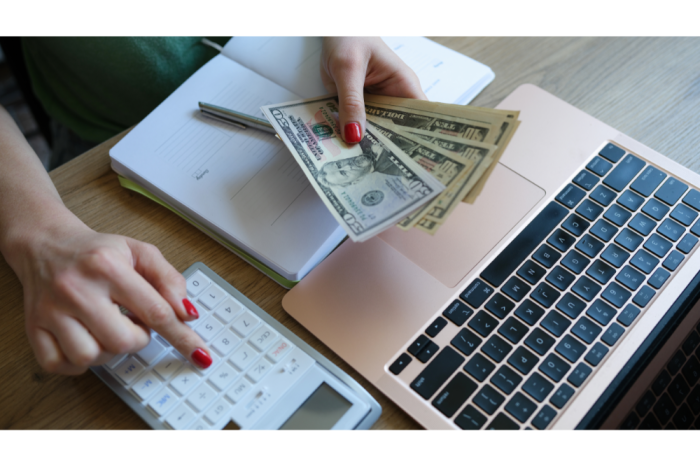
282 84 700 429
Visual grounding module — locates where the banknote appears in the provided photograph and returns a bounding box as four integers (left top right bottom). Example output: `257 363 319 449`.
261 96 445 242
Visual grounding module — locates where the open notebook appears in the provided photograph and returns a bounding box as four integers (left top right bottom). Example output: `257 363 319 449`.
109 37 495 287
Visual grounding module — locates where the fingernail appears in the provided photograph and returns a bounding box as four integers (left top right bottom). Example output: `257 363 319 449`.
183 298 198 318
344 122 362 143
191 348 212 369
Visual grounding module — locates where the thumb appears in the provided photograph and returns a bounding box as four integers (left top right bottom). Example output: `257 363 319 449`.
334 61 369 144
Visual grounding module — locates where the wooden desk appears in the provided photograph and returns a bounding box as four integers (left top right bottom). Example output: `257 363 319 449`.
1 37 699 429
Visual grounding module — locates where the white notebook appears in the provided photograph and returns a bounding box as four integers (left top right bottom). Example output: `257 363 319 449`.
109 37 495 287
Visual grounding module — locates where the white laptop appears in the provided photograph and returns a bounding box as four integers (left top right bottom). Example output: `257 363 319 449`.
282 84 700 429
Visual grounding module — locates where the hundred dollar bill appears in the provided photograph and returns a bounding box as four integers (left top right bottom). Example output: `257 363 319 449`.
261 96 444 242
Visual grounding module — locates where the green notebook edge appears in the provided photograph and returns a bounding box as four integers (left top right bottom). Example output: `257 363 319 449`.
118 175 298 289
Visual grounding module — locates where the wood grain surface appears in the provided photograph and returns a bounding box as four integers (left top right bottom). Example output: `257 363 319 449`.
1 37 698 430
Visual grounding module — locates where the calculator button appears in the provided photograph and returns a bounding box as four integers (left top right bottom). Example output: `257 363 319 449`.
148 386 180 417
132 372 163 401
105 354 126 369
267 339 294 363
204 397 233 425
186 270 210 297
208 362 238 391
226 378 252 403
195 315 224 342
190 419 210 430
135 336 167 365
246 357 272 383
229 343 259 371
187 382 217 412
153 352 184 381
249 325 278 352
113 356 145 385
231 311 261 337
170 367 201 396
197 284 226 310
165 404 196 430
213 297 242 323
211 329 241 356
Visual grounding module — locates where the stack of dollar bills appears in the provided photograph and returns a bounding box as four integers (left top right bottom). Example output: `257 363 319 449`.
262 95 520 242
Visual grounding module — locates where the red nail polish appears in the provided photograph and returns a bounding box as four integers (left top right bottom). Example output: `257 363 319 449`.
183 298 198 318
191 348 212 369
344 122 362 143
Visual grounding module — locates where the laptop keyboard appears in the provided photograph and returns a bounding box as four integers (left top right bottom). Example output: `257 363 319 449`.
388 142 700 429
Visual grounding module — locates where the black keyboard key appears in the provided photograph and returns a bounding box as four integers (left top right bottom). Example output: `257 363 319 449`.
590 219 618 242
644 233 673 258
576 234 605 258
620 412 640 430
541 310 571 338
601 244 630 268
532 404 557 430
508 346 539 375
426 316 448 338
460 279 494 308
571 316 603 344
525 328 556 355
515 299 545 326
389 353 412 375
474 385 505 415
657 218 685 243
546 266 576 291
491 365 523 395
601 322 625 346
673 403 694 429
498 317 529 344
618 189 645 212
654 393 676 425
502 276 531 302
517 260 546 285
628 213 657 236
651 369 672 396
639 413 661 429
442 300 474 326
533 244 561 268
573 170 600 191
604 204 633 226
410 347 465 400
603 153 645 192
631 165 666 197
468 311 499 338
540 353 571 382
693 219 700 237
647 267 671 289
643 198 670 221
523 372 554 402
506 392 537 423
556 292 586 319
678 234 698 254
586 259 616 285
631 249 659 274
682 331 700 356
599 143 625 163
617 304 641 327
572 276 602 302
451 328 482 357
683 189 700 211
485 293 515 319
655 177 688 206
616 265 645 291
464 352 496 382
669 375 690 406
576 199 605 221
547 228 576 252
482 335 513 363
689 386 700 415
567 362 593 387
561 250 590 274
562 214 590 237
636 390 656 417
432 372 478 418
682 355 700 386
550 383 575 409
615 228 644 252
531 282 561 308
486 413 519 430
408 334 430 356
454 404 487 430
586 298 617 326
556 183 587 209
556 335 587 363
633 285 656 308
587 156 613 177
668 350 686 375
663 250 684 271
416 341 440 363
671 204 698 226
590 185 617 207
480 202 568 287
585 342 609 367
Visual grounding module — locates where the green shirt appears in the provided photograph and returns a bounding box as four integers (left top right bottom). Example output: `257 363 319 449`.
22 37 229 143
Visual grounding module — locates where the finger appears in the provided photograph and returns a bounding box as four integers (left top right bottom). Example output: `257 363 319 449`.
126 239 197 322
330 52 370 144
26 326 80 374
77 297 150 355
51 315 103 369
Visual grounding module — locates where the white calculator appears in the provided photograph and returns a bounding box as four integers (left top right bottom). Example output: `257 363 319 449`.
92 262 381 430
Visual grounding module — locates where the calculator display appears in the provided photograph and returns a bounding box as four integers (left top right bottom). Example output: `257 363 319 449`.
279 382 352 430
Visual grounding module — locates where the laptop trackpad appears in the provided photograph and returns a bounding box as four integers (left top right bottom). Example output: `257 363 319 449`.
378 163 545 288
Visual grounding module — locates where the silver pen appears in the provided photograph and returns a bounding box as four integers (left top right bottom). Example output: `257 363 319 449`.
198 101 277 134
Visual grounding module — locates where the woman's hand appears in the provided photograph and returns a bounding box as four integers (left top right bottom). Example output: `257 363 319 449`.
321 37 427 144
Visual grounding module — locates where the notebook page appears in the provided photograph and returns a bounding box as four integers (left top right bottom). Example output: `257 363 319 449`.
110 55 344 279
